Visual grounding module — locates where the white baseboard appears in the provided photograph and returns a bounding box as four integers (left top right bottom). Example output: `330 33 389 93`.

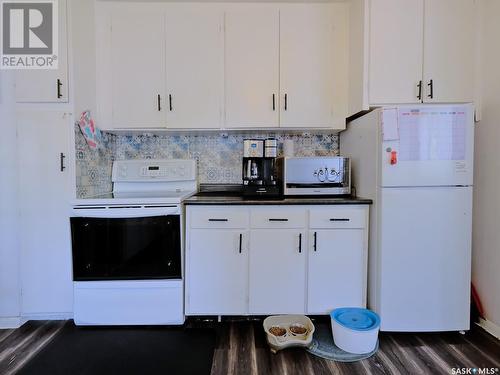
0 316 23 329
21 312 73 321
478 318 500 340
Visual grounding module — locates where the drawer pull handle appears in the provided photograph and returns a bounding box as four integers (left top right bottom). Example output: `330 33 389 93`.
299 233 302 253
239 233 242 254
313 231 317 252
208 218 228 222
269 218 288 222
330 218 350 222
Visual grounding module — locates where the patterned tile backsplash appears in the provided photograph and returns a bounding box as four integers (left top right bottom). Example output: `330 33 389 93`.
75 126 339 198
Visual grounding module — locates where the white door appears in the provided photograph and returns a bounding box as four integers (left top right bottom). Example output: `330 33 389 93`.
17 111 73 314
249 229 306 314
423 0 476 103
380 105 474 187
110 9 166 128
308 230 365 314
369 0 424 104
279 4 334 127
165 6 223 129
187 230 248 314
224 5 279 128
15 0 69 103
379 187 472 331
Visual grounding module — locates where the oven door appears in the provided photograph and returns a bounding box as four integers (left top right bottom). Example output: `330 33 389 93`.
71 206 181 281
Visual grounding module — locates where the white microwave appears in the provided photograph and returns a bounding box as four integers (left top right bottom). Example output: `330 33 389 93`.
277 157 351 196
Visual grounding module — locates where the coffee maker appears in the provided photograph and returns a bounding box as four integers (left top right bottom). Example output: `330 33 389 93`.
242 139 281 197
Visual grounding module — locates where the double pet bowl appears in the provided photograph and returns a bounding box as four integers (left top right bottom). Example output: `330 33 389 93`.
264 308 380 355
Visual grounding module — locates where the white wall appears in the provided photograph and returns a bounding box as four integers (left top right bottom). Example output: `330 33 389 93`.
71 0 97 117
0 72 21 327
472 0 500 330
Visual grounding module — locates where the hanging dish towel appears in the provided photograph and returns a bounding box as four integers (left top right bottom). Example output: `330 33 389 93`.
77 110 102 149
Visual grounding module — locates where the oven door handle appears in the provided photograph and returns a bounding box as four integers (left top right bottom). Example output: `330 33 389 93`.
71 206 180 218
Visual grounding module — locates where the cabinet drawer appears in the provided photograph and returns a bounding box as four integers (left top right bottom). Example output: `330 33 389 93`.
309 206 367 229
189 207 249 229
250 207 306 229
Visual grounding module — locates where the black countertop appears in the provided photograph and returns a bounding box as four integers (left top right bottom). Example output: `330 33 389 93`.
184 194 372 205
184 184 372 205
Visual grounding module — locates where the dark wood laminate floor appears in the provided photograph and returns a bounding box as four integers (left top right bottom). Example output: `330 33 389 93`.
0 319 499 375
208 319 500 375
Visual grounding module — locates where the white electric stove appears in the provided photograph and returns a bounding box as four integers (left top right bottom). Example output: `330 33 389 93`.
71 159 197 326
75 159 198 206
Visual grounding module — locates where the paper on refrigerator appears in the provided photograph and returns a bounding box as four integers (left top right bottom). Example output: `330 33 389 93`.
398 107 467 161
381 108 399 141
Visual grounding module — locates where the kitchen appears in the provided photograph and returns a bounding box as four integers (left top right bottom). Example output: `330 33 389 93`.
0 0 499 374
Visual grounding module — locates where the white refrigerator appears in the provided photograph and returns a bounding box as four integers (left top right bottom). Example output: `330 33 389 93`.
341 104 474 332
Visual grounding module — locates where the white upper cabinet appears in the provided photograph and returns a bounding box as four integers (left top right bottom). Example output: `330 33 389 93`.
94 2 359 130
109 8 166 128
165 6 224 129
422 0 476 103
224 5 280 128
15 0 69 103
280 4 336 128
369 0 424 104
369 0 477 105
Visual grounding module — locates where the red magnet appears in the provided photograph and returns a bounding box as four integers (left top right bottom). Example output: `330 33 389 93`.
390 150 398 165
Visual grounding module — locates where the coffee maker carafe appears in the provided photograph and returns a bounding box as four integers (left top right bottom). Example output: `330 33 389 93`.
242 139 281 197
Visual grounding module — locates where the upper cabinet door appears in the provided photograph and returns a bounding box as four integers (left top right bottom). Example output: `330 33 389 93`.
224 5 279 128
369 0 424 104
280 4 335 128
15 0 69 103
110 9 166 128
423 0 476 103
165 6 224 129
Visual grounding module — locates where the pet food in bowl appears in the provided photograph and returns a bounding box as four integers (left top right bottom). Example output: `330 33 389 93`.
289 324 308 336
269 326 287 337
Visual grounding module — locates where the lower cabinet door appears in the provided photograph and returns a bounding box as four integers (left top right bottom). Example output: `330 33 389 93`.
187 229 248 314
308 229 365 314
249 229 306 314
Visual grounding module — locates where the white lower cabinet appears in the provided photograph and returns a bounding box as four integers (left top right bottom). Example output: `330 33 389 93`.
17 111 73 315
185 205 369 316
307 229 365 314
249 229 306 314
186 229 248 314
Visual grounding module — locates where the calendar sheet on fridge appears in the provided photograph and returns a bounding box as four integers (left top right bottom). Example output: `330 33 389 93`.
396 107 467 161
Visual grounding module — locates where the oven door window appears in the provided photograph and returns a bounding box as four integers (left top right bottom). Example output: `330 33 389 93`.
71 216 181 281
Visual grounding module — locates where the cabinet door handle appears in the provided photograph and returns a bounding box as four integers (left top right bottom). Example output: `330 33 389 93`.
57 79 62 99
313 231 317 252
269 218 288 222
298 233 302 253
427 79 434 99
272 94 275 111
417 80 422 101
239 233 243 254
169 94 173 111
60 153 66 172
208 218 228 222
284 93 288 111
157 94 161 111
330 218 350 222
